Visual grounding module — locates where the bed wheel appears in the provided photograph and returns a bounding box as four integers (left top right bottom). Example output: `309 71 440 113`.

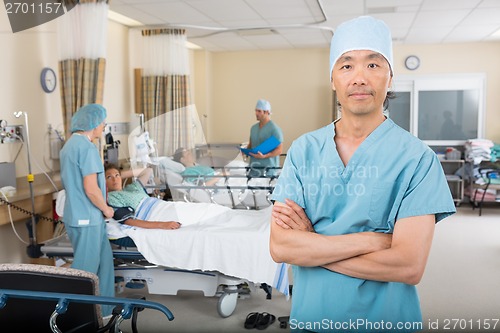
217 292 238 318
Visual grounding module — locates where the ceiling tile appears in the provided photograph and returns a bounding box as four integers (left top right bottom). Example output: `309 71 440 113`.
405 26 452 43
460 8 500 26
421 0 481 10
185 0 261 22
108 0 500 52
412 10 470 28
445 24 500 42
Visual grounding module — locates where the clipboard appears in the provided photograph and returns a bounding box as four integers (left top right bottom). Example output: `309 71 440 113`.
240 136 280 156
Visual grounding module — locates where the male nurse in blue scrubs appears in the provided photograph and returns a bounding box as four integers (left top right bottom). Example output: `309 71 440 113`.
246 99 284 177
60 103 116 317
270 16 456 333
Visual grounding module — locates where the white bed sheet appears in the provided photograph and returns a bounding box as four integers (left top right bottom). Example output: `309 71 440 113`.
111 199 289 296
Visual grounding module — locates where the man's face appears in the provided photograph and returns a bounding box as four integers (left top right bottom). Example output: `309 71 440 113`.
331 50 392 116
105 168 122 192
255 109 268 121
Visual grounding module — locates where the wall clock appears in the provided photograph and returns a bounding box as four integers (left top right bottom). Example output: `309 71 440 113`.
404 55 420 71
40 67 57 93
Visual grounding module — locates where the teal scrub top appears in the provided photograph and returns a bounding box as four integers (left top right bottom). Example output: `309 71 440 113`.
249 120 283 173
181 165 215 184
107 181 149 210
60 134 106 228
271 118 456 332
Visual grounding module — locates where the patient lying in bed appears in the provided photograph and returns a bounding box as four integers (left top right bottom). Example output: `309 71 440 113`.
172 147 225 186
105 164 181 246
154 150 275 208
56 164 288 295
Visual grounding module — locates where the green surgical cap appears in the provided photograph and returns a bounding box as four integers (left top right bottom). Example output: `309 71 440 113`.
71 104 107 133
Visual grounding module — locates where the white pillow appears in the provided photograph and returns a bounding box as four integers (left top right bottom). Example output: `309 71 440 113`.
158 156 185 173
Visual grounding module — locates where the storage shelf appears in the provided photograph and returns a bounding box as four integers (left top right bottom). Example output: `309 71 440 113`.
440 159 464 206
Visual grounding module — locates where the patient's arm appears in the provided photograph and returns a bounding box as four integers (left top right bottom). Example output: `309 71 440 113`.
121 167 153 185
124 218 181 230
270 200 391 267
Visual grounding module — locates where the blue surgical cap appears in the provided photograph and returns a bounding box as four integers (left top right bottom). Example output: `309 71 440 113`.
70 103 107 133
329 16 393 80
255 99 271 113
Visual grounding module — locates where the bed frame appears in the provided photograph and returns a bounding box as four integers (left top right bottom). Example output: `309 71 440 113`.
40 234 272 318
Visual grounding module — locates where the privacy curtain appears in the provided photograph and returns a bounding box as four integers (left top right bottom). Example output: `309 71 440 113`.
58 0 108 137
140 28 194 157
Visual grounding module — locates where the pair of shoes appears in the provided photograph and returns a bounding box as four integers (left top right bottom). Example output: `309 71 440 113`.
256 312 276 330
244 312 261 329
244 312 276 330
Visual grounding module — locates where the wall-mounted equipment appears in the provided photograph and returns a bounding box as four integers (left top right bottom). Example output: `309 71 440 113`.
0 120 23 143
48 125 64 160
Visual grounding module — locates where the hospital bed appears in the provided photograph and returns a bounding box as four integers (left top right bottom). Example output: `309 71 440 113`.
41 196 290 318
153 156 281 209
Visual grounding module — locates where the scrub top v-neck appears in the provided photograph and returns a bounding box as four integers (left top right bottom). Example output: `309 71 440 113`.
271 118 456 331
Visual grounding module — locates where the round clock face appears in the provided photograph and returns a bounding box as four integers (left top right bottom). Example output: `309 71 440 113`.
41 67 57 93
405 56 420 70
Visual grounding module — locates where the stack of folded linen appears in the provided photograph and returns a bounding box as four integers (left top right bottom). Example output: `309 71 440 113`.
465 139 494 164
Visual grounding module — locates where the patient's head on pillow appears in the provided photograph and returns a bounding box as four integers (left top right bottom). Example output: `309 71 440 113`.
173 147 196 167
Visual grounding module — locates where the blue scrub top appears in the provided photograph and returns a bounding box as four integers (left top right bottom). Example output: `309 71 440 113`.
60 134 106 227
272 118 456 332
249 120 283 172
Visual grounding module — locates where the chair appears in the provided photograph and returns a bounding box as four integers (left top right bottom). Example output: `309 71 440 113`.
0 263 173 332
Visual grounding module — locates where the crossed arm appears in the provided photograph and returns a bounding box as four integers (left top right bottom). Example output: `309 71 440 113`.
270 199 435 285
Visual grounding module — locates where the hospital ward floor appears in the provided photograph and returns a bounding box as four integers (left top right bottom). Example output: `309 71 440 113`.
115 205 500 333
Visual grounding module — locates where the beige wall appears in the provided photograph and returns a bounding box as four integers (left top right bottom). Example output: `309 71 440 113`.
1 10 500 180
195 42 500 150
394 42 500 143
193 48 333 152
0 12 130 178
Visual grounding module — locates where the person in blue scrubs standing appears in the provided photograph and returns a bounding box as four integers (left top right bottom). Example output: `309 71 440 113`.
270 16 457 333
246 99 283 177
60 103 115 317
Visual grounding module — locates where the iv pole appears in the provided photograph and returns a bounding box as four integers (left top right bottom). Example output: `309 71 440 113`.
14 111 40 257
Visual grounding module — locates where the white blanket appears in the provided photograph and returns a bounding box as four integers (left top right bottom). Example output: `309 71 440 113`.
112 199 289 296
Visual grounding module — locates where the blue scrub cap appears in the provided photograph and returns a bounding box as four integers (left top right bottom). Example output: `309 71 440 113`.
329 16 393 80
255 99 271 113
70 103 107 133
